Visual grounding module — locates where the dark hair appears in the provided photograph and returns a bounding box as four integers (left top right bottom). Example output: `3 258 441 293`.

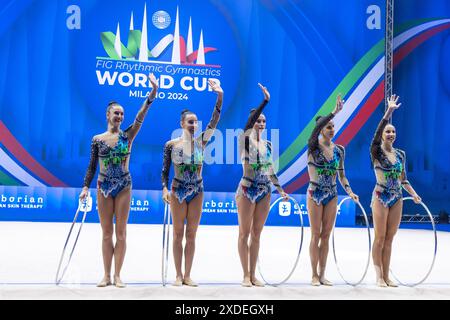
315 115 323 123
180 109 195 121
249 108 265 118
106 101 120 112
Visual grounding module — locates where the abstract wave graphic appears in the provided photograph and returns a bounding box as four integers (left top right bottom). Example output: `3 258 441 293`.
1 19 449 188
275 19 450 193
0 121 67 187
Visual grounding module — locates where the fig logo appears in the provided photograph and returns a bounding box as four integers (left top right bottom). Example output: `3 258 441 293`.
152 11 171 29
100 3 218 65
278 201 292 217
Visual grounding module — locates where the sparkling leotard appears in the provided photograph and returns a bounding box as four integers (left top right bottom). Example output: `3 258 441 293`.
307 113 353 206
83 125 133 198
370 118 410 208
236 99 283 203
161 94 223 203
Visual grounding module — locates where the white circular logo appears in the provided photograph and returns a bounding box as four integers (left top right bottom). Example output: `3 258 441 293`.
152 11 171 29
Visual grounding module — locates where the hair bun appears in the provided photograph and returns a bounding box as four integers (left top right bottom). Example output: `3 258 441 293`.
315 115 323 122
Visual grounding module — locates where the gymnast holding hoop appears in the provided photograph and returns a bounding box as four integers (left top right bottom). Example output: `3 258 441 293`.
235 83 289 287
161 80 223 287
306 95 359 286
370 94 422 287
80 73 158 288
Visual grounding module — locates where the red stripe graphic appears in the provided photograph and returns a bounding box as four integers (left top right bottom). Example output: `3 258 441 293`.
0 121 67 187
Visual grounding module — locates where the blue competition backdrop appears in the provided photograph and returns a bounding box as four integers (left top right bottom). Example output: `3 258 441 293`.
0 0 449 225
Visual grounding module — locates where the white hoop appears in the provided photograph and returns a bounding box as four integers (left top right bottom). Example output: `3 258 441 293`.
257 195 304 286
55 193 91 285
161 202 171 286
332 197 371 286
389 197 438 287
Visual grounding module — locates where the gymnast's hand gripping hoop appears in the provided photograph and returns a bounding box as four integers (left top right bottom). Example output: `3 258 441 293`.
55 192 92 285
